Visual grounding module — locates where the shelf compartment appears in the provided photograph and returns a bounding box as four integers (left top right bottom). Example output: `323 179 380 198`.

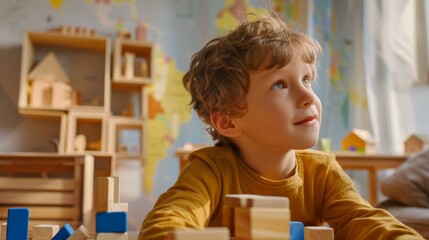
112 39 154 85
108 116 146 160
18 31 111 117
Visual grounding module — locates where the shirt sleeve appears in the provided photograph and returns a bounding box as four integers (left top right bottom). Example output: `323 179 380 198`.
138 158 221 240
322 155 424 240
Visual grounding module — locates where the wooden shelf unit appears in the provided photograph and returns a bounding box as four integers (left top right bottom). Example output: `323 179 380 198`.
18 31 111 117
17 31 153 162
110 38 152 161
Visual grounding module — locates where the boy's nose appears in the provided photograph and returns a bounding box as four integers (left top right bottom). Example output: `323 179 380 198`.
297 89 317 108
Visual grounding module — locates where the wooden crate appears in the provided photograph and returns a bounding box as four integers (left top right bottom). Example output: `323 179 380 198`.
0 153 94 233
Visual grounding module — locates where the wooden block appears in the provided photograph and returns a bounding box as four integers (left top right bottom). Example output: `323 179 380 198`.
28 52 70 83
222 205 234 236
304 226 334 240
224 194 289 208
123 52 135 79
51 81 72 108
33 224 60 240
94 177 128 213
74 134 87 153
96 212 127 233
166 227 229 240
96 232 128 240
68 225 91 240
52 223 74 240
234 207 290 239
223 194 289 238
1 223 7 240
6 208 29 240
290 221 304 240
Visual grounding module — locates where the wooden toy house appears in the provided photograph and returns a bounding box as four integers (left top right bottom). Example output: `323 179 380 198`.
403 134 429 154
28 52 72 109
341 129 376 153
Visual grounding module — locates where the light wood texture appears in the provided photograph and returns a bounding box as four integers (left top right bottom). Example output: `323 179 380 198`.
96 232 128 240
110 39 151 163
32 224 60 240
224 194 289 208
94 177 128 213
19 31 111 115
66 109 109 154
68 225 91 240
234 207 290 239
0 223 6 240
28 52 69 83
304 226 334 240
124 52 135 79
0 153 94 232
167 228 229 240
107 116 145 160
18 31 151 163
222 194 289 237
112 39 154 85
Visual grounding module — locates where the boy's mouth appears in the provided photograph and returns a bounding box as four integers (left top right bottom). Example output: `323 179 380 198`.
294 115 317 125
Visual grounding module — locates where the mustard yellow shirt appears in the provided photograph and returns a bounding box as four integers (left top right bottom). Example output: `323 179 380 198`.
139 146 423 240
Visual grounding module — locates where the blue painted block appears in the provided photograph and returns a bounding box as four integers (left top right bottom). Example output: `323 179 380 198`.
52 223 74 240
6 208 29 240
290 221 304 240
96 212 127 233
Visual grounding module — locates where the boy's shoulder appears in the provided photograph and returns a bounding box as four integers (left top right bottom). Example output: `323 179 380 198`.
189 145 236 161
295 149 336 164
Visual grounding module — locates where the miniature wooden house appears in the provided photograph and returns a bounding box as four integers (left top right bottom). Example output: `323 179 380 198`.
403 134 429 154
28 52 72 109
342 129 376 153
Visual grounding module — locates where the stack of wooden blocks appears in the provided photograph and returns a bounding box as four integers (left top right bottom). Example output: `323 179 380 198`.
223 194 291 239
167 194 334 240
94 176 129 240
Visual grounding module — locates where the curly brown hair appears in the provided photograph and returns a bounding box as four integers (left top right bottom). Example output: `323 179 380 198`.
183 12 322 146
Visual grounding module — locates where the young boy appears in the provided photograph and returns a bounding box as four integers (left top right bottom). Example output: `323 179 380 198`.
139 12 423 240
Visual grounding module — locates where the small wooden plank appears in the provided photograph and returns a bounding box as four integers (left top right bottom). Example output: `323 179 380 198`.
0 192 74 205
0 164 74 173
96 232 128 240
224 194 289 208
0 206 79 220
81 155 95 232
304 226 334 240
0 223 6 240
0 178 74 191
167 227 229 240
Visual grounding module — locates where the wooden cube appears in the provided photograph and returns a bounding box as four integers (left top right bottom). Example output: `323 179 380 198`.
32 225 60 240
304 226 334 240
234 207 290 239
167 227 229 240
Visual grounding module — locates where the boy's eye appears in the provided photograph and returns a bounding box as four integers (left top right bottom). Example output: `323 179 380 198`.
272 81 286 90
302 78 312 86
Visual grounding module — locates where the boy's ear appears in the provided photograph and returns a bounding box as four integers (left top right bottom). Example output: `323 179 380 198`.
210 112 240 138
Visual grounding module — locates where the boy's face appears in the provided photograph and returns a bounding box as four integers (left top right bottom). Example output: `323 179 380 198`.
232 55 322 151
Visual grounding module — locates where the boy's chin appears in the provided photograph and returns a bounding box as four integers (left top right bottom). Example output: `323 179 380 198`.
293 137 319 150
